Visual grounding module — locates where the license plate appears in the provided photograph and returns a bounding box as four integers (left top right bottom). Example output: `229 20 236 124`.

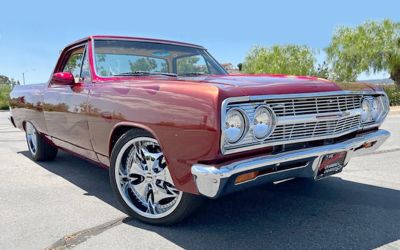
316 152 347 178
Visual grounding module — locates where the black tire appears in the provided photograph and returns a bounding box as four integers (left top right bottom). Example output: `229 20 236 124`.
109 129 203 225
25 122 58 161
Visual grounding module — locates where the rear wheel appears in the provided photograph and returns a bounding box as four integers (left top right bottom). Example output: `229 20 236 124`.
25 122 58 161
110 130 202 225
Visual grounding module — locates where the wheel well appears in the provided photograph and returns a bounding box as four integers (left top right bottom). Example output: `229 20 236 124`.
109 125 151 155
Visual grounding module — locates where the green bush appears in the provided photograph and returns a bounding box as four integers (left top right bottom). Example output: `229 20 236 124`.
0 84 11 110
243 45 317 76
383 85 400 106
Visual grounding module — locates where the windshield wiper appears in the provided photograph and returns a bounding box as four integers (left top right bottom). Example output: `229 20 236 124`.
179 72 208 77
113 71 177 77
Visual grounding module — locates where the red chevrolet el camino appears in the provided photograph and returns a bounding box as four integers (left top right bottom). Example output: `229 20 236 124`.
9 35 390 225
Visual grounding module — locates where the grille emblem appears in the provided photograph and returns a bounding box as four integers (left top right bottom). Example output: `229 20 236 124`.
316 111 351 120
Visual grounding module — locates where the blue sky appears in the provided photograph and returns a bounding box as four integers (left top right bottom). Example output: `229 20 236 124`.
0 0 398 84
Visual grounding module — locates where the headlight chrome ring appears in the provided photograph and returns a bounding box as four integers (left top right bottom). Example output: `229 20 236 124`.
252 105 276 141
224 108 248 144
361 97 371 122
361 96 386 124
371 96 384 121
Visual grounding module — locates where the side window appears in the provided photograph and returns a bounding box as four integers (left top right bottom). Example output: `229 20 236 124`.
176 55 209 76
63 47 84 82
80 49 91 82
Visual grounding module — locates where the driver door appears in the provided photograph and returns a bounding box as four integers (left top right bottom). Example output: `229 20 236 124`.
43 43 97 161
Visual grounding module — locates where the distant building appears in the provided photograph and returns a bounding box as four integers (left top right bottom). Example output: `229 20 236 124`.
221 63 234 71
221 63 241 74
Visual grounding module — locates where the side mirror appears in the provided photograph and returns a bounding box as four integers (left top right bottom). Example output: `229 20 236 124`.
51 72 75 85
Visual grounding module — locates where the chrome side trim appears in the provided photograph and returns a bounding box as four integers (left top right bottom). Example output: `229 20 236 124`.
195 129 390 198
220 91 389 155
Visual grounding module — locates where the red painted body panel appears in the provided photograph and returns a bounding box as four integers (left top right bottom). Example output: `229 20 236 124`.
43 82 97 161
9 36 382 194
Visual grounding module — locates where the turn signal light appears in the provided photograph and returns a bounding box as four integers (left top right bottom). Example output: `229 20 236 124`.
235 171 259 184
362 141 376 149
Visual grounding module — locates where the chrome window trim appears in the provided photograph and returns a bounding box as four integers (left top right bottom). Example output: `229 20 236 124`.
91 38 226 79
92 37 205 49
220 90 388 155
91 38 98 80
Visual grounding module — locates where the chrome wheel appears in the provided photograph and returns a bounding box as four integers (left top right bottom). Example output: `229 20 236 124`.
115 137 182 219
26 123 38 155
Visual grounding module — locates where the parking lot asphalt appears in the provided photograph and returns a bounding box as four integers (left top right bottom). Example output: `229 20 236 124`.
0 111 399 250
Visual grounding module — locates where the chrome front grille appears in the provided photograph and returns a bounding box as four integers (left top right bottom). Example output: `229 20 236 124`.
223 93 366 154
265 115 361 142
266 95 362 116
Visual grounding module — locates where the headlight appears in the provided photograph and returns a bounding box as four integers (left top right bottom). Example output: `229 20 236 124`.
361 98 371 122
253 105 275 140
361 95 387 124
371 97 383 121
224 108 247 143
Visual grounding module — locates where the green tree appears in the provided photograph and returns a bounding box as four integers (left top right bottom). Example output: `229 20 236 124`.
130 58 158 72
315 61 330 79
0 84 11 109
0 75 19 86
243 45 317 76
325 19 400 86
177 56 204 74
0 74 18 110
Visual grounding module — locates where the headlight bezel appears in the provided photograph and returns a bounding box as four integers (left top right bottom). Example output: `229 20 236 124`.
252 105 276 141
371 96 383 121
361 97 372 122
223 107 248 144
360 94 388 125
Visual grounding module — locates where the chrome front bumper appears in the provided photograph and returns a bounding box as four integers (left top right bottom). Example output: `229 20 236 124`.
191 129 390 198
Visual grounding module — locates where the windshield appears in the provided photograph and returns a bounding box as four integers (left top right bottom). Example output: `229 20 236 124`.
93 39 227 77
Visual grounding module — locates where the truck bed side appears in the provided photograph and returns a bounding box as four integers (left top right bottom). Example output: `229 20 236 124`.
9 83 47 134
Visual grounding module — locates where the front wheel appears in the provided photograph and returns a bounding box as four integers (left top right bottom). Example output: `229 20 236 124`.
110 130 202 225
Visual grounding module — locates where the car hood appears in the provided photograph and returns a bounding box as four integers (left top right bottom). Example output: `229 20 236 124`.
193 74 380 97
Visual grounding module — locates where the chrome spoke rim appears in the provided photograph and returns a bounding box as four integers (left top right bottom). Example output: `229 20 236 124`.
26 123 37 155
115 137 182 219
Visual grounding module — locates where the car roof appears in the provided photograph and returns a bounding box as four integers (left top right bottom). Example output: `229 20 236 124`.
65 35 205 49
